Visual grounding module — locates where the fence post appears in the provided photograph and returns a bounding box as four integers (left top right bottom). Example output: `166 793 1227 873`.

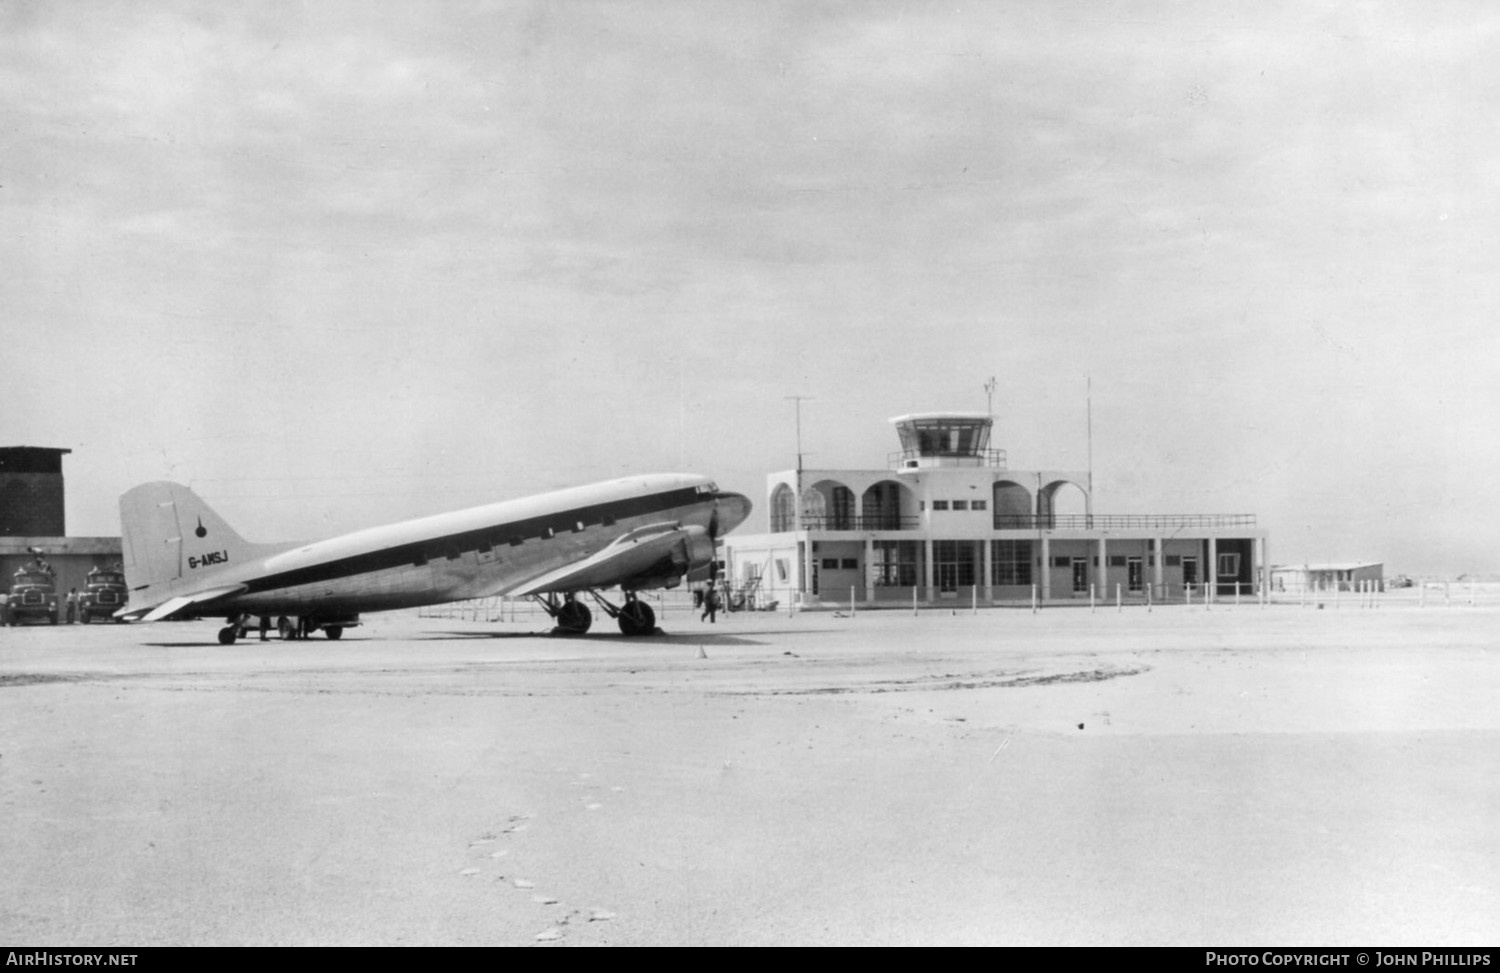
1031 584 1037 614
851 586 856 618
1116 583 1122 612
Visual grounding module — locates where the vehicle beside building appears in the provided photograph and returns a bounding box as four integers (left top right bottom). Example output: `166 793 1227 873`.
78 565 128 623
7 565 59 625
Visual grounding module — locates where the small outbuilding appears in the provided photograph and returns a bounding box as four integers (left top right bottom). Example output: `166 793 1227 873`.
1269 562 1385 593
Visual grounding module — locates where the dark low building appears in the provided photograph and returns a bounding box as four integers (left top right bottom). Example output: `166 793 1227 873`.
1 447 123 618
0 446 71 536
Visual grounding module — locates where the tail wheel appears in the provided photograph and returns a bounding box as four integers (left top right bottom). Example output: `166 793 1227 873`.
617 599 656 636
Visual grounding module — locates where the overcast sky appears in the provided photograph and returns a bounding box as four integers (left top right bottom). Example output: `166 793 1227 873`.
4 1 1497 575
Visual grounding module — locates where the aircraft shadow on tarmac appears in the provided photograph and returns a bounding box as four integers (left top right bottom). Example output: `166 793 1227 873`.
140 629 835 648
419 629 776 646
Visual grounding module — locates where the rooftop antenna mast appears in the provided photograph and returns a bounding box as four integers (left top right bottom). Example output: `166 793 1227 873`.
785 395 812 473
1087 375 1094 495
983 376 997 418
785 395 812 535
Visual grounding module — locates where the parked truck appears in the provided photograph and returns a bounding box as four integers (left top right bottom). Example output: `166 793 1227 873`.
7 565 59 625
79 565 129 623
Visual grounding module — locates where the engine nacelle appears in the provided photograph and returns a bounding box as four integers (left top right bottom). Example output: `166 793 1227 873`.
612 526 718 592
677 525 719 583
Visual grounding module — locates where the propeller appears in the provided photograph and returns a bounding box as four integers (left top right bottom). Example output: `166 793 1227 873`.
704 489 751 588
707 505 721 584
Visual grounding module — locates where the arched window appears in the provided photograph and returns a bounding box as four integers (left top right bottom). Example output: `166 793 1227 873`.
861 480 909 530
770 483 796 532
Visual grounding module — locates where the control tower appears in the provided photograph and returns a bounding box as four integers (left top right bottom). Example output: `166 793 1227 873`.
888 412 1004 470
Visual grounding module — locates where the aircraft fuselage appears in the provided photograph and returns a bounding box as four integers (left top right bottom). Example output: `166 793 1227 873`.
121 473 751 626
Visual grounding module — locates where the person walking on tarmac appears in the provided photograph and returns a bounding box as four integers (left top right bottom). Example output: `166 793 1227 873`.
700 581 719 624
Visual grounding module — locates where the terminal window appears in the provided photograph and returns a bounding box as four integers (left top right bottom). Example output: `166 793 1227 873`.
991 540 1032 586
933 540 977 587
870 540 920 586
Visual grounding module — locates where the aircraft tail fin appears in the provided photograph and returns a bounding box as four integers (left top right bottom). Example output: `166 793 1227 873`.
119 482 262 604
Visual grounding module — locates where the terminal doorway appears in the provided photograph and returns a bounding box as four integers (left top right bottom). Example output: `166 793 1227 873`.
938 563 958 595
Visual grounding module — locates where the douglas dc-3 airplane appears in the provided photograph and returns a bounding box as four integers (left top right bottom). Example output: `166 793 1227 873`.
117 474 751 644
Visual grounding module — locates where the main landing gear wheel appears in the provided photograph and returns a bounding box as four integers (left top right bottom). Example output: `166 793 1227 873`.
325 625 343 640
277 616 295 640
617 598 655 636
555 600 592 635
217 625 238 645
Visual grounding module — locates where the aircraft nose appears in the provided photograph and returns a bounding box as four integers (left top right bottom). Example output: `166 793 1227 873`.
713 491 753 537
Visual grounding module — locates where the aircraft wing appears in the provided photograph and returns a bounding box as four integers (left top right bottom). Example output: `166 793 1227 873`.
504 522 703 597
117 584 249 622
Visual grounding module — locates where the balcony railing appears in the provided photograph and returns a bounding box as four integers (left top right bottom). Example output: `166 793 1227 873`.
887 448 1007 470
775 513 1257 533
993 514 1257 530
786 515 921 532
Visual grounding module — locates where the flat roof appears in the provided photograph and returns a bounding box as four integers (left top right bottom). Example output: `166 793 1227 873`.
0 447 72 474
888 412 993 424
1271 562 1383 571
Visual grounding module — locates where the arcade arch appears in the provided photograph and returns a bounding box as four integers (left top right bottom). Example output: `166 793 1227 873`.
861 479 913 530
1038 479 1090 528
991 480 1033 528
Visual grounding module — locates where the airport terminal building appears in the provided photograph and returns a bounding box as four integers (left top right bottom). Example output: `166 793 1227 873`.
722 412 1267 609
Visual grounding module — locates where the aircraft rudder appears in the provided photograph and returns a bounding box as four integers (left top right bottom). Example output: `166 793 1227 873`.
119 482 255 595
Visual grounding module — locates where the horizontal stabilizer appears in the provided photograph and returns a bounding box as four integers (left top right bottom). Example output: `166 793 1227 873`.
124 584 249 622
507 522 691 597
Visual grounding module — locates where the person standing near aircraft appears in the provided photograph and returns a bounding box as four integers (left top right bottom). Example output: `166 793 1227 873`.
65 588 78 623
701 581 719 624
